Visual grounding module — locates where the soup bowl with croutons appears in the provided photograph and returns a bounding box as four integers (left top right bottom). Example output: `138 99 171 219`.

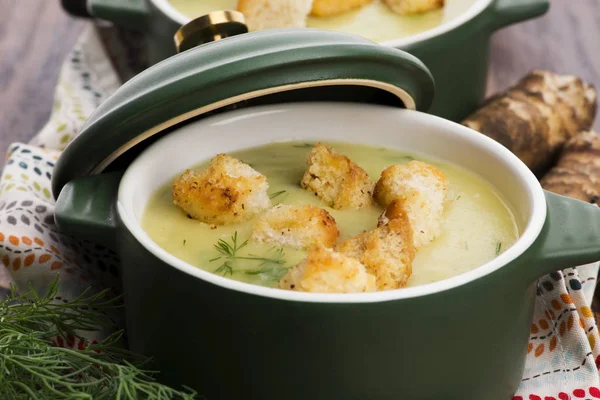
54 100 600 399
61 0 549 120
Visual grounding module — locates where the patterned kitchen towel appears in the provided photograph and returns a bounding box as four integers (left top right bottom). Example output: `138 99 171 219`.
3 22 600 399
3 25 124 345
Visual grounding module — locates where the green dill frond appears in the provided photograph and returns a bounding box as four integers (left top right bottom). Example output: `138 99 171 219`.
269 191 287 200
210 233 289 279
292 143 314 149
0 277 197 399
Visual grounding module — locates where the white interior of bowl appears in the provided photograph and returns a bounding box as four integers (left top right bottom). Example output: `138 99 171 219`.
118 102 545 303
148 0 494 48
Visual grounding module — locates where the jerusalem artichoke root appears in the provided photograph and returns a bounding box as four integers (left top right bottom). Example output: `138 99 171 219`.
541 131 600 205
463 70 597 175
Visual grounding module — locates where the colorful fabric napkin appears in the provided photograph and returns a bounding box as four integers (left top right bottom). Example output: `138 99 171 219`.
3 23 600 399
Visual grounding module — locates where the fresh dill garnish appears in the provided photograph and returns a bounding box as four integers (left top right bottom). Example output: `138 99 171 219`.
496 242 502 255
183 239 187 246
456 195 461 200
464 241 468 250
211 232 248 276
269 190 287 200
292 143 314 148
215 261 235 276
244 265 291 281
0 277 196 399
243 247 289 281
236 256 286 263
214 231 249 257
210 234 288 279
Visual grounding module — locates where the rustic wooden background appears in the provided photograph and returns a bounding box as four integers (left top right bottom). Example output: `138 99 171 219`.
0 1 599 293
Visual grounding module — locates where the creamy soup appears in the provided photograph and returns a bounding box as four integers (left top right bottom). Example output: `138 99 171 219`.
169 0 477 43
142 141 519 289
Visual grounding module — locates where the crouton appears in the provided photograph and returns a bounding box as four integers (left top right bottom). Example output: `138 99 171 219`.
252 204 339 249
301 143 374 210
373 161 448 249
311 0 373 17
337 216 415 290
237 0 313 31
377 198 409 227
172 154 270 225
383 0 444 15
279 246 376 293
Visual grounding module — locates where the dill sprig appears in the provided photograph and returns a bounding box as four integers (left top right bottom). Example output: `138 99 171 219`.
243 247 290 281
213 231 248 256
210 233 289 280
211 232 248 276
269 190 287 200
496 242 503 255
0 278 197 399
0 279 119 338
244 266 290 281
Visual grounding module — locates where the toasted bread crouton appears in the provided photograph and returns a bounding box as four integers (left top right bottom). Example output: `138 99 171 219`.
377 198 409 227
252 204 339 249
311 0 373 17
279 246 376 293
337 216 415 290
301 143 374 210
383 0 444 15
172 154 270 225
374 161 448 249
237 0 313 31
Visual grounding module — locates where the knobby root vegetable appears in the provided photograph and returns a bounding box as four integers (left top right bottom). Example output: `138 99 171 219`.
463 70 597 175
541 131 600 205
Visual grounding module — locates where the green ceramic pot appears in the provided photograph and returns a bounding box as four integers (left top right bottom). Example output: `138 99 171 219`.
62 0 548 121
52 30 600 400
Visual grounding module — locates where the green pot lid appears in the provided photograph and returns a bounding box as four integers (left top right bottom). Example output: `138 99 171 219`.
52 28 434 198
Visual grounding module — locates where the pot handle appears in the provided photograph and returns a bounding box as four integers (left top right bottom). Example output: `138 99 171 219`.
486 0 550 32
62 0 149 30
527 191 600 279
54 172 121 251
61 0 92 18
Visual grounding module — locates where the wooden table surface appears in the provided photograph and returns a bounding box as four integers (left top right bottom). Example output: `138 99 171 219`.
0 1 599 291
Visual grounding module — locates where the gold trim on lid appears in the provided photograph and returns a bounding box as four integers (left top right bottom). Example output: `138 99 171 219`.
174 11 248 53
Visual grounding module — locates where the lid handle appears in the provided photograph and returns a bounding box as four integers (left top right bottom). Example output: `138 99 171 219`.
174 11 249 53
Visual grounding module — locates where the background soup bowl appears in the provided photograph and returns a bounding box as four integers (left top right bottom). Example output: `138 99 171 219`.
55 102 600 400
61 0 549 121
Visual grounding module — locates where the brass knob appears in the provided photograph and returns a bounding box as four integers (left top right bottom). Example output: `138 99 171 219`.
174 11 248 53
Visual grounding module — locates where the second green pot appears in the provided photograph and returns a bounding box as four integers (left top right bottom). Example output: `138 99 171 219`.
62 0 549 121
